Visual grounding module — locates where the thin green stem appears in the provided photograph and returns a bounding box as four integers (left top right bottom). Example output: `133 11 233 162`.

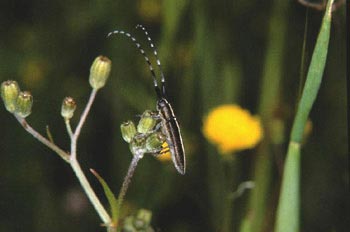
65 118 74 139
70 89 97 162
241 1 289 231
297 8 309 100
70 158 111 224
116 155 141 219
14 115 70 162
15 113 112 225
222 158 236 232
67 87 112 225
13 87 112 229
74 88 97 138
222 195 234 232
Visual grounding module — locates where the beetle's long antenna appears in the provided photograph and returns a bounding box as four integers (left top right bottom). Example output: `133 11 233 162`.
135 24 166 96
107 30 162 98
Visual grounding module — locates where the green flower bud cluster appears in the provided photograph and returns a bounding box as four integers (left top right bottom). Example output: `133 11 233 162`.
122 209 154 232
1 80 33 118
121 110 165 157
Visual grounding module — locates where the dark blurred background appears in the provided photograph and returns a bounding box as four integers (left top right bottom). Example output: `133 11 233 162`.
0 0 347 232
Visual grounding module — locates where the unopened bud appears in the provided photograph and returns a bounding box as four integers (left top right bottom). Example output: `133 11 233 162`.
89 56 112 89
61 97 76 119
145 132 166 153
1 80 20 113
129 135 147 157
121 121 137 143
15 91 33 118
122 209 154 231
137 110 158 133
133 209 152 229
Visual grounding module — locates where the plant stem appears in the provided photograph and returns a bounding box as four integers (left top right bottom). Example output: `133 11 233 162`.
241 1 289 231
275 1 333 231
68 88 112 224
14 115 70 162
65 118 74 139
116 155 141 218
70 158 111 224
274 142 300 232
74 88 97 138
14 88 113 228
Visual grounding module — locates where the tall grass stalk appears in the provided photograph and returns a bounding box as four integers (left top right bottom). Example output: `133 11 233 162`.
240 0 289 231
274 0 334 231
194 1 227 230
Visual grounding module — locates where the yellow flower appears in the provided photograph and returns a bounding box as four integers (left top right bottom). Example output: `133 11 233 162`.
203 104 263 154
156 142 172 162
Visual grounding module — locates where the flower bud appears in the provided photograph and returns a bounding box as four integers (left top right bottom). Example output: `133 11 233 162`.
121 120 137 143
1 80 20 113
129 134 147 157
137 110 158 133
122 209 154 232
89 56 112 90
61 97 76 119
145 132 166 153
15 91 33 118
133 209 153 229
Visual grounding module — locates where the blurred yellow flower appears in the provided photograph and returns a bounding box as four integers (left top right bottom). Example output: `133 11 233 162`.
302 119 313 144
156 142 172 162
19 59 47 89
137 0 162 23
203 104 263 153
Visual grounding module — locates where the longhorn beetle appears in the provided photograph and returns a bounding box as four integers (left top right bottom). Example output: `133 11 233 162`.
107 25 186 175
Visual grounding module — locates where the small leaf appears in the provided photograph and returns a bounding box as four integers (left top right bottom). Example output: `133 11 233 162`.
46 125 55 144
90 169 119 224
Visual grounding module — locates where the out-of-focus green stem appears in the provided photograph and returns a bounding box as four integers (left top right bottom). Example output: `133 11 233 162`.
241 1 289 232
297 9 309 100
193 1 226 230
275 1 333 231
160 0 188 64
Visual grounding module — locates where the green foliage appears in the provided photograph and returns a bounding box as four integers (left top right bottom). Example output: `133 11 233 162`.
275 1 334 232
0 0 347 232
91 169 120 224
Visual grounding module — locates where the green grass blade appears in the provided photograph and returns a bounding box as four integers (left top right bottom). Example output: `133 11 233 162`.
290 0 334 143
275 1 334 232
275 142 301 232
240 0 289 231
90 169 119 224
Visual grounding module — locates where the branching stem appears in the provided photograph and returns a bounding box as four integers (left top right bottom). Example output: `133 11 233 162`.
14 88 113 227
14 114 70 163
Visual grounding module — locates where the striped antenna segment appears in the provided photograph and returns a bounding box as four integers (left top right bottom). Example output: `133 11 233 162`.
135 24 166 94
107 30 159 90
